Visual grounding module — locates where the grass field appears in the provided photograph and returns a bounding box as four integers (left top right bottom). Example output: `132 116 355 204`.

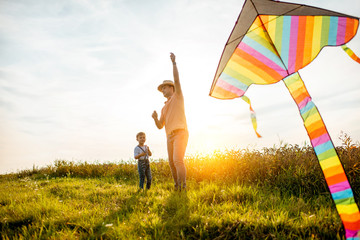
1 137 359 239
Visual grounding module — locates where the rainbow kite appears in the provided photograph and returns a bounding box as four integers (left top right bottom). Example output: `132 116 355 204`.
209 0 360 239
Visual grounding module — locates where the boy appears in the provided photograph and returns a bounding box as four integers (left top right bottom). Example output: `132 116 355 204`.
134 132 152 190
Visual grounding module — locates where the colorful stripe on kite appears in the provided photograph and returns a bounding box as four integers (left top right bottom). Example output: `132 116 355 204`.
284 72 360 240
262 15 359 74
210 15 359 100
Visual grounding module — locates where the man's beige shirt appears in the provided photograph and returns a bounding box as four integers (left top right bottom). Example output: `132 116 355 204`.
161 92 187 136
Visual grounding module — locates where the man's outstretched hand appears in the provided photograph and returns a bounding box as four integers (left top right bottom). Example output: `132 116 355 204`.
152 111 158 120
170 52 176 64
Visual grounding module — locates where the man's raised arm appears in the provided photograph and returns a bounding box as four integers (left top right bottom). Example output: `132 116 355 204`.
170 52 182 94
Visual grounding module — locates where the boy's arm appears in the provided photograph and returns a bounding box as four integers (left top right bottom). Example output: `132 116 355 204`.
134 152 147 159
147 146 152 156
134 147 146 159
170 52 182 95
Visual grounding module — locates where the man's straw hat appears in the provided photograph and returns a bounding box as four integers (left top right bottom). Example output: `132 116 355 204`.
157 80 174 92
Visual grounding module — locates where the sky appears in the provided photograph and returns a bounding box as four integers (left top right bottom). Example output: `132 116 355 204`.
1 0 360 174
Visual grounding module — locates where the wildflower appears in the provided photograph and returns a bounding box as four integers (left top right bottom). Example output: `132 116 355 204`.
105 223 113 227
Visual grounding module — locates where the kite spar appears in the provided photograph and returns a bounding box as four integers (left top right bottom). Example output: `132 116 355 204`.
209 0 360 239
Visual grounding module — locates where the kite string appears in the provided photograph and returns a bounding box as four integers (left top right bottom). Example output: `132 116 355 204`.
342 44 360 64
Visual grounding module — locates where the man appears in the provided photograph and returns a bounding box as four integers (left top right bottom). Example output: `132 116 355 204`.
152 52 188 191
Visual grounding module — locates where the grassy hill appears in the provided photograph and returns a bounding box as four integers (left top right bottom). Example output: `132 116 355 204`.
1 141 359 239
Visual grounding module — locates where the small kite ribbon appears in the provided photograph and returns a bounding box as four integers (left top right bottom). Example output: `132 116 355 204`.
241 95 262 138
341 44 360 63
342 45 360 64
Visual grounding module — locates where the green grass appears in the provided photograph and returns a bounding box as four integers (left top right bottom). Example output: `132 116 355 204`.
1 138 359 239
0 178 343 239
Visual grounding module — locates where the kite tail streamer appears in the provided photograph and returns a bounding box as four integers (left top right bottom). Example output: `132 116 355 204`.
241 95 261 138
284 72 360 240
342 44 360 64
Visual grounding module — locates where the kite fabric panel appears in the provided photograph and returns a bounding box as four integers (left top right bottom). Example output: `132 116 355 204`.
209 0 360 238
210 15 359 99
284 73 360 239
